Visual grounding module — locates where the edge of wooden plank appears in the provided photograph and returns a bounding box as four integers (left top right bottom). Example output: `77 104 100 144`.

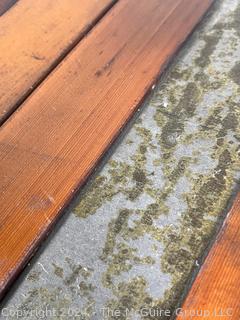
176 192 240 320
0 0 18 16
0 0 215 300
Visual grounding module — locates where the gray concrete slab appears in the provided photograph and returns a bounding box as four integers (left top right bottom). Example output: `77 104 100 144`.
1 0 240 319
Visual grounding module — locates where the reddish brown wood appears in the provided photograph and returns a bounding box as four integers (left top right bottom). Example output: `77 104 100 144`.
0 0 214 299
177 194 240 320
0 0 17 16
0 0 115 124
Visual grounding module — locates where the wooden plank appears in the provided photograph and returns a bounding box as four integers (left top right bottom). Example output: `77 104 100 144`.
0 0 18 16
0 0 214 298
177 194 240 320
0 0 115 124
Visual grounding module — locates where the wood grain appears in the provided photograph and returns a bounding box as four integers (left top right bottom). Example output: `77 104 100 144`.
0 0 18 16
177 194 240 320
0 0 214 299
0 0 115 124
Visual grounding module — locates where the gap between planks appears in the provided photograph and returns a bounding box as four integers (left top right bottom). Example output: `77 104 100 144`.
0 0 214 299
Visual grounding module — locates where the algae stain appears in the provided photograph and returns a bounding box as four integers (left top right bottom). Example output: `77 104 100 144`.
230 62 240 86
74 175 118 219
193 2 240 71
195 32 221 69
101 209 132 262
106 277 150 320
157 82 200 152
27 270 41 282
19 259 96 320
52 263 64 278
231 1 240 39
125 127 152 201
74 126 153 219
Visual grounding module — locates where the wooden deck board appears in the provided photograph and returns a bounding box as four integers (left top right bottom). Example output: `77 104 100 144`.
0 0 115 124
177 194 240 320
0 0 214 298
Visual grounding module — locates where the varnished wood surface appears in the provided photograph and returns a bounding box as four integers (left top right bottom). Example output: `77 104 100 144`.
0 0 17 16
0 0 115 124
0 0 214 299
177 194 240 320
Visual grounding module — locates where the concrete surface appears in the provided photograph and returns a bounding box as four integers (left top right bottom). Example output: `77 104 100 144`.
1 0 240 319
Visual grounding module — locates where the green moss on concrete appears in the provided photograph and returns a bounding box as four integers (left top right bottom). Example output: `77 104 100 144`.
155 83 200 152
53 263 64 279
195 33 221 69
27 270 41 283
230 62 240 86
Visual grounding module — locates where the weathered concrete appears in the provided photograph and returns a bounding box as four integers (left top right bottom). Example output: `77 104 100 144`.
1 0 240 319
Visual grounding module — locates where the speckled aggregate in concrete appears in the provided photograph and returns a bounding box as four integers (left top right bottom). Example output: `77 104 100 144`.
1 0 240 319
